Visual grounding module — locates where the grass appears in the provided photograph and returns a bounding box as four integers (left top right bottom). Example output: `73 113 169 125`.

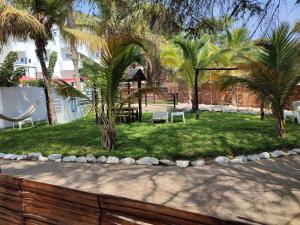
0 112 299 160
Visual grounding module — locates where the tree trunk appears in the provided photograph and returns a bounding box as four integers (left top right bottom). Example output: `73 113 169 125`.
93 83 99 125
70 38 81 90
67 11 81 90
100 113 116 150
194 70 199 118
260 101 265 120
273 107 285 139
35 38 57 125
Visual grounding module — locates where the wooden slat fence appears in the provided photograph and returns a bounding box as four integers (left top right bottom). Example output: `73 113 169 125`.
0 174 249 225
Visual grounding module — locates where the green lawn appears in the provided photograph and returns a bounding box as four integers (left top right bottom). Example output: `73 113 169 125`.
0 112 299 160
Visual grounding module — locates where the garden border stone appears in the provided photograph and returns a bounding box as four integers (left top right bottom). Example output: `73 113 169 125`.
0 149 299 168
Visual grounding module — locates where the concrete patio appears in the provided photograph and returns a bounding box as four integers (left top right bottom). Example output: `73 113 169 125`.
1 156 300 225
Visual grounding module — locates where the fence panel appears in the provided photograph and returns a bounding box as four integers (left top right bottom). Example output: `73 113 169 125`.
0 174 248 225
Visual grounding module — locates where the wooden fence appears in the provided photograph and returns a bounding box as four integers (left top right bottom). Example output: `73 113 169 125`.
0 173 249 225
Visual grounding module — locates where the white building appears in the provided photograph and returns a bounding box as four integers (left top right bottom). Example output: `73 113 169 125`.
0 25 100 88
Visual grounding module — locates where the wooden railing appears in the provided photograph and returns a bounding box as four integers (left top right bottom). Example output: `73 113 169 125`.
0 174 249 225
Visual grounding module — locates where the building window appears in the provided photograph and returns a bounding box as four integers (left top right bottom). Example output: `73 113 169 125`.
71 98 77 112
66 54 72 59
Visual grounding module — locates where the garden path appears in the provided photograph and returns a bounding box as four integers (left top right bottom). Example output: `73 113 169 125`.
1 156 300 225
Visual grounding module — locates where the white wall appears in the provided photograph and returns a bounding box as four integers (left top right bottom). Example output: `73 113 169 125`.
0 87 84 129
0 87 47 128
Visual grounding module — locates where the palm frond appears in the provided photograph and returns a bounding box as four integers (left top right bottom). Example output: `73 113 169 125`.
62 27 107 52
0 1 45 46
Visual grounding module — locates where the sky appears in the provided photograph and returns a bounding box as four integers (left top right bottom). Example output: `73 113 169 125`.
75 0 300 38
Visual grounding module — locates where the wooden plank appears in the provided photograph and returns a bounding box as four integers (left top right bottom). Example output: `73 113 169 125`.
0 206 23 224
100 195 244 225
22 180 98 207
23 204 98 225
102 213 142 225
22 193 99 219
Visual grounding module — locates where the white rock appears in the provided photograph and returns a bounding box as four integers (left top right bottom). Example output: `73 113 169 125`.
4 154 17 160
28 152 42 161
39 156 48 162
120 157 135 165
86 154 96 163
288 151 298 156
63 156 77 162
271 150 285 158
54 159 62 162
136 157 159 165
96 156 107 163
76 157 87 163
259 152 271 159
230 156 247 164
16 155 27 160
214 156 230 165
159 159 175 166
247 154 260 161
176 160 190 168
0 153 6 158
191 159 205 166
292 149 300 154
48 154 62 161
106 156 119 164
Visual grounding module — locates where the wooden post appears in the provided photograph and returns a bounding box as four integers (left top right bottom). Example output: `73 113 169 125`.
173 94 176 109
195 69 199 119
138 76 142 122
127 82 131 124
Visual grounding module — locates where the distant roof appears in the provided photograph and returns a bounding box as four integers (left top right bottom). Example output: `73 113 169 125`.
122 66 147 82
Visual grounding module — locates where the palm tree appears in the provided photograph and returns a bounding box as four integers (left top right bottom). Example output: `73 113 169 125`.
0 52 25 87
12 0 104 125
219 28 266 117
99 37 146 149
220 23 300 139
161 38 222 114
61 11 103 90
56 36 146 150
0 0 44 46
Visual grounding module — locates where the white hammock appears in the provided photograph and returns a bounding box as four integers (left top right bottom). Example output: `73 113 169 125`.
0 101 38 122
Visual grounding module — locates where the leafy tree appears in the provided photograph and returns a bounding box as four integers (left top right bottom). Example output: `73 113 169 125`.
0 52 25 87
220 23 300 138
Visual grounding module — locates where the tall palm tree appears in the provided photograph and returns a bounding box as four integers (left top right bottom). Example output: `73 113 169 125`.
220 23 300 139
12 0 104 125
62 10 103 90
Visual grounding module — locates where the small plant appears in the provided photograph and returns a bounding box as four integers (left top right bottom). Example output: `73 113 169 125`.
0 52 25 87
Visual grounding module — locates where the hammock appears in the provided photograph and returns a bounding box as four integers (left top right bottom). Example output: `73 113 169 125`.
0 101 38 122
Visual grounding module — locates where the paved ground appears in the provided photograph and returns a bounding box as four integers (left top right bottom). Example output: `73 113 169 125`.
1 156 300 225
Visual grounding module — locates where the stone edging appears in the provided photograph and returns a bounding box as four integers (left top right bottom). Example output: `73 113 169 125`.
0 149 299 168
